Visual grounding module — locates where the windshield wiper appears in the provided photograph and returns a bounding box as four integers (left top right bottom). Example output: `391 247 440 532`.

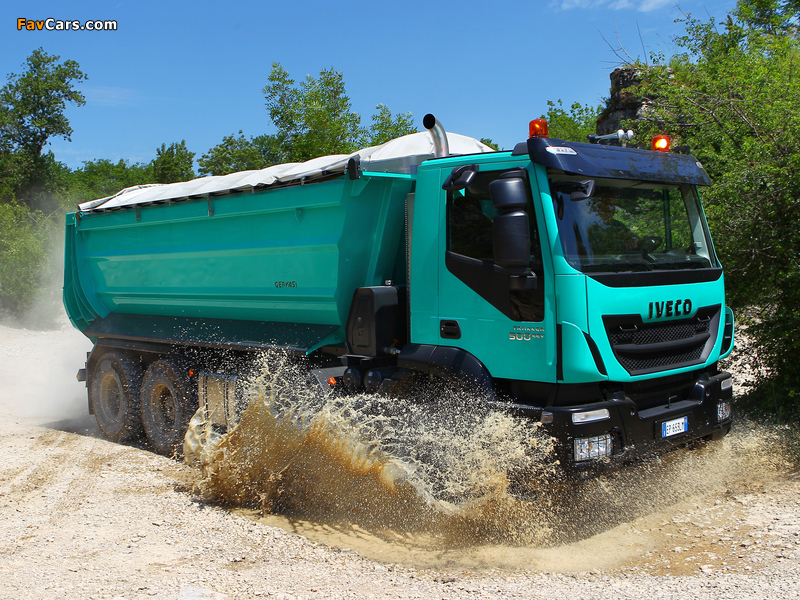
652 260 711 271
583 261 654 273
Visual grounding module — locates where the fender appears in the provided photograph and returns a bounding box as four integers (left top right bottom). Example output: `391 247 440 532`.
397 343 495 398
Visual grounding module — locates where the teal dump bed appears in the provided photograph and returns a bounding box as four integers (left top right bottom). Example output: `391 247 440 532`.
64 173 413 351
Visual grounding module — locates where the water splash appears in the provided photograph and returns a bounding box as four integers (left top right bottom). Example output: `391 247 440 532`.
184 351 793 565
185 352 559 543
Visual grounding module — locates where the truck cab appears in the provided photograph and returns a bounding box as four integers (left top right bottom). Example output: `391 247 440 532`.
399 123 734 477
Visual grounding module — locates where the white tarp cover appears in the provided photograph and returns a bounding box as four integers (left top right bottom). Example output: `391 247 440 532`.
80 131 494 212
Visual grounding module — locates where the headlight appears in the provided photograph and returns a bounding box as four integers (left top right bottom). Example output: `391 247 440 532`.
574 433 613 461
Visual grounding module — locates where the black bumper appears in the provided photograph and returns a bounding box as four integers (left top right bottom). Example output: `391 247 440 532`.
497 371 733 479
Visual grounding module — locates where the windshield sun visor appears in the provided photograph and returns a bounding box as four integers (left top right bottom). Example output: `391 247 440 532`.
526 138 712 186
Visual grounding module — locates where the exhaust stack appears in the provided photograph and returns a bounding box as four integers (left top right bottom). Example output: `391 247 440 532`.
423 114 449 158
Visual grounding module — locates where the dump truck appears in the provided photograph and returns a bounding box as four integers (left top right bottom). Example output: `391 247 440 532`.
64 114 734 477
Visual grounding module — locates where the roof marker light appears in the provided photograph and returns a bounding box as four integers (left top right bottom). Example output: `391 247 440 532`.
529 119 549 139
652 135 671 152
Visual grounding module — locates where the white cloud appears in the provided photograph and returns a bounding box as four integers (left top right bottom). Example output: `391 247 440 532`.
84 86 142 107
558 0 673 11
637 0 672 11
558 0 602 8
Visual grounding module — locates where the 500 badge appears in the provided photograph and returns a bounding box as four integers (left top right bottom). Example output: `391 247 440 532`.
509 326 544 341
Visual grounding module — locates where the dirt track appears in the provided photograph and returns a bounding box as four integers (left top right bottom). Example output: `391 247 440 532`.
1 321 799 600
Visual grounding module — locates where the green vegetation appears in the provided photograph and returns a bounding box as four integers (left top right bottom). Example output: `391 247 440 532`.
0 203 58 317
540 100 602 143
198 131 282 176
0 47 87 212
153 140 195 184
628 0 800 420
0 49 86 321
200 64 417 175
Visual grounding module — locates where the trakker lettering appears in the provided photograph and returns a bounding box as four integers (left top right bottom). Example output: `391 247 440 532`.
647 299 693 319
509 326 544 341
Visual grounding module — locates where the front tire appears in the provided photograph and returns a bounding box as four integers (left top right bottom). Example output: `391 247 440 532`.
141 359 197 456
90 353 143 442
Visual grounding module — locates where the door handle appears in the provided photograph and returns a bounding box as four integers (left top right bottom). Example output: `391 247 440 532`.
440 320 461 339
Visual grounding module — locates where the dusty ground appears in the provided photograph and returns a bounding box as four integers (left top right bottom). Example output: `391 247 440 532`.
1 320 799 600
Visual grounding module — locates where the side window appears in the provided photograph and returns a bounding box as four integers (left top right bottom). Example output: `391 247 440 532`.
446 169 545 322
449 187 497 261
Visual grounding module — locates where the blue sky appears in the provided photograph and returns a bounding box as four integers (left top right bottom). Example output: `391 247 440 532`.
1 0 737 171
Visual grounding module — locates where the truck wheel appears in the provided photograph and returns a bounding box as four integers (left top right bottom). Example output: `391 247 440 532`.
90 353 144 442
141 359 197 456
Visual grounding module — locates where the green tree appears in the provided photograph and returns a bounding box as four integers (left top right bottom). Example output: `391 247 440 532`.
153 140 195 183
735 0 800 34
262 64 416 163
0 204 53 316
366 104 416 146
199 65 416 176
67 158 154 204
541 100 602 142
263 64 362 162
631 0 800 417
198 131 283 176
0 48 87 209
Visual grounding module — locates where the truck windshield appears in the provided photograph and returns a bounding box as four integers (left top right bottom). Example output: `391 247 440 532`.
549 178 718 273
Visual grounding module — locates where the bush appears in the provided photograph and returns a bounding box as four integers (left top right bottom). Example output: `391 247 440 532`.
628 5 800 421
0 203 60 319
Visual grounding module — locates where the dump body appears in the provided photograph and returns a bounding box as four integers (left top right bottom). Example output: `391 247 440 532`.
65 174 412 351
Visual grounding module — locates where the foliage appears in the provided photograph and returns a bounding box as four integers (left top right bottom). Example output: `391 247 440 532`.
67 158 154 205
153 140 195 184
199 67 417 176
735 0 800 34
262 64 416 164
480 138 500 151
630 0 800 418
0 48 87 210
0 203 57 316
366 104 416 147
198 131 283 176
541 99 602 142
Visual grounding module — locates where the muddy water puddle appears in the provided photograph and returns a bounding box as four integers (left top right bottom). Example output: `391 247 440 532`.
183 353 791 571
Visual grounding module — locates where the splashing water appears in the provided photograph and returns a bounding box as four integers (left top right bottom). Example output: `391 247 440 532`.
184 352 559 544
184 351 793 567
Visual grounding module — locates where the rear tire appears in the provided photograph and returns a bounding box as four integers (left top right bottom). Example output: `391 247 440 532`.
141 359 197 456
90 353 143 442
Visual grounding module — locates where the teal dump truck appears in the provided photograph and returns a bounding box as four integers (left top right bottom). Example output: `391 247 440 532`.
64 114 734 476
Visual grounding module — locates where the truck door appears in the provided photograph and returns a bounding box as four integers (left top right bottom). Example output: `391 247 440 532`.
437 165 557 383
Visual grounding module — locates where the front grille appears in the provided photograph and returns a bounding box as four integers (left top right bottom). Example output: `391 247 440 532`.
604 305 721 375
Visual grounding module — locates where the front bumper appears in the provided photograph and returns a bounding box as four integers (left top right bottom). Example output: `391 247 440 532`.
503 370 733 479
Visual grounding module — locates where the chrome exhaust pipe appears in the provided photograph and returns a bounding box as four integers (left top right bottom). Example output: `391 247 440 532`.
423 113 449 158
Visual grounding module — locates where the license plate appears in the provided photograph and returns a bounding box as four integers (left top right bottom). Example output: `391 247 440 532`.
662 416 689 438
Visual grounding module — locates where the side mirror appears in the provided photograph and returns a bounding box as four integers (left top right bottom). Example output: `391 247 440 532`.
552 179 595 201
490 175 530 269
442 164 478 191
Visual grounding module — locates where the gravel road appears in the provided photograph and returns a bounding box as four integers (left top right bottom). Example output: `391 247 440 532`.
1 320 798 600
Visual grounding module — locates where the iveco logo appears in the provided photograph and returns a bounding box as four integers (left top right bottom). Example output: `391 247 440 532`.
647 299 692 319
